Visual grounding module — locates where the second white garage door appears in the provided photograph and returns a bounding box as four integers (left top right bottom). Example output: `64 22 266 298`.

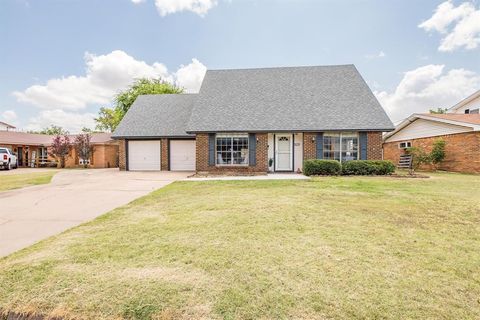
128 140 161 171
170 140 196 171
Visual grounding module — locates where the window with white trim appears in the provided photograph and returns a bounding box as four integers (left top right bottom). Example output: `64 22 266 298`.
398 141 412 149
323 132 358 162
216 134 249 165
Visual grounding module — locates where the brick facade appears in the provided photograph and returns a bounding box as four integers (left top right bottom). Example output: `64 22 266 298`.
119 139 126 171
161 139 169 170
3 142 118 169
367 132 383 160
303 133 317 160
196 133 268 173
118 132 386 173
383 131 480 174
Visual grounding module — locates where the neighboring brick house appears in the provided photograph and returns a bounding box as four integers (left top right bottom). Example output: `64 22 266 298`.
0 131 119 168
113 65 394 173
383 90 480 174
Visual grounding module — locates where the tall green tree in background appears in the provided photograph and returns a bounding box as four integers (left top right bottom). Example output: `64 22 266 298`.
29 125 69 135
429 107 448 114
95 78 183 132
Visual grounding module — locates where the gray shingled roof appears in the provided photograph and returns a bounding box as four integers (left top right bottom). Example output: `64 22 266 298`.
187 65 394 132
112 94 196 138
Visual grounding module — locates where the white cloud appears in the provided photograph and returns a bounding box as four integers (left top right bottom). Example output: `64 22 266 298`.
154 0 218 16
13 50 207 132
375 64 480 122
25 110 97 133
131 0 145 4
175 58 207 92
1 110 18 123
419 1 480 51
365 51 386 59
13 50 171 110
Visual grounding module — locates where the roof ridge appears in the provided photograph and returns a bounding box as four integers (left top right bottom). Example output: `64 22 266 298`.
206 64 355 72
138 93 198 97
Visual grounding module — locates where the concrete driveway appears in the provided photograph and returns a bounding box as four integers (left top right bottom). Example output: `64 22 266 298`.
0 169 191 257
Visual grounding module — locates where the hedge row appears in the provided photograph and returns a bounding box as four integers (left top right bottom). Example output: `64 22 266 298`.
303 159 395 176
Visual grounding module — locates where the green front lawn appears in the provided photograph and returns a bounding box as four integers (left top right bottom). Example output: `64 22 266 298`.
0 171 57 192
0 173 479 319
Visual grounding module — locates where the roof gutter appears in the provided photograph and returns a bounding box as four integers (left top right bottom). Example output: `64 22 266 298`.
111 135 195 140
185 128 395 134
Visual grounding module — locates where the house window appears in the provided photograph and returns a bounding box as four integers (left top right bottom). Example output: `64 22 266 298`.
323 132 358 162
398 141 412 149
216 134 249 165
470 108 479 114
39 147 48 164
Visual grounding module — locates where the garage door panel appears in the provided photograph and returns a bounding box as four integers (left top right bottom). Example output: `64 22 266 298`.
170 140 196 171
128 141 161 171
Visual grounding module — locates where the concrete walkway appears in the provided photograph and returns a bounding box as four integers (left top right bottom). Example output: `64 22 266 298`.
186 173 309 181
0 169 190 257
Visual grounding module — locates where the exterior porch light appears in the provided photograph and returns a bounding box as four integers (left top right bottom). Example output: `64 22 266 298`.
311 136 316 143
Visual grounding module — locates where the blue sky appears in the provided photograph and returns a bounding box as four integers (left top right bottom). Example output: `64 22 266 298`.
1 0 479 131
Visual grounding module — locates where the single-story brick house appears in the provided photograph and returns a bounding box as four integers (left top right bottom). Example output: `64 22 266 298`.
383 89 480 174
0 131 119 168
112 65 394 173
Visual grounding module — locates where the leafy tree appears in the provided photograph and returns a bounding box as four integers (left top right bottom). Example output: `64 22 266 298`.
429 107 448 114
74 133 94 168
29 125 69 135
406 147 431 174
49 135 71 168
430 139 446 168
95 78 183 132
94 107 124 132
406 140 447 173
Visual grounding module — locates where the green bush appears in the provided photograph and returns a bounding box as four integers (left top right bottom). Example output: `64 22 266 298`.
303 160 342 176
431 139 446 165
342 160 395 175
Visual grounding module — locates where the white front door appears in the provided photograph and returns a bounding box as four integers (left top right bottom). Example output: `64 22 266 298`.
128 140 161 171
170 140 196 171
275 134 293 171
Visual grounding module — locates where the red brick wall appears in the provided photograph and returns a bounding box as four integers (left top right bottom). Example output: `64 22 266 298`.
196 133 268 173
161 139 168 171
101 143 119 168
383 131 480 173
367 132 383 160
119 139 126 171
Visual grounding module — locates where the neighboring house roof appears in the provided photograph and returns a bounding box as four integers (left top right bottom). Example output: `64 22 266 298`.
384 113 480 142
448 89 480 113
112 94 196 138
424 113 480 125
0 121 16 129
0 131 52 146
78 133 115 144
0 131 114 146
187 65 394 133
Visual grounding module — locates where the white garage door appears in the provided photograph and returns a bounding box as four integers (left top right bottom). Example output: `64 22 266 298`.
128 140 161 171
170 140 196 171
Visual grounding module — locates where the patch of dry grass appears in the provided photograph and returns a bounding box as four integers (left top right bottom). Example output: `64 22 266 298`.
0 171 57 191
0 172 479 319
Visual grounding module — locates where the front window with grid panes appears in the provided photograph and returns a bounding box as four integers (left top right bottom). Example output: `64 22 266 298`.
216 134 249 165
323 132 358 162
